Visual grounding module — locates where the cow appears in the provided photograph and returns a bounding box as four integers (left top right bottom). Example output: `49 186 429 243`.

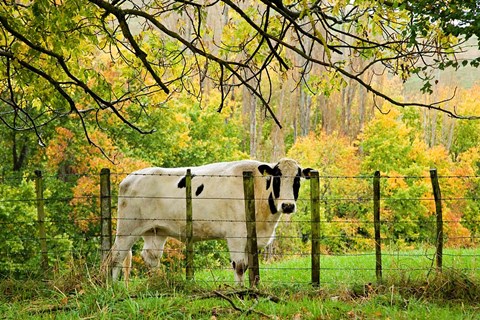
107 158 313 285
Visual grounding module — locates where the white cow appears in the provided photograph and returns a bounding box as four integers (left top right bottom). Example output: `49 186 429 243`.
107 158 312 284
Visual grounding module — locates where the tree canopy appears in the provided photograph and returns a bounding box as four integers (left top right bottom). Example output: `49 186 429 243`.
1 0 480 149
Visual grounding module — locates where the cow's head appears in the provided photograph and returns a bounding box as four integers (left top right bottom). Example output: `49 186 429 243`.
258 158 313 214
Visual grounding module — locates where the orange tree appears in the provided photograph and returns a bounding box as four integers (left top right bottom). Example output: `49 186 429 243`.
360 108 475 248
32 123 149 267
286 131 371 253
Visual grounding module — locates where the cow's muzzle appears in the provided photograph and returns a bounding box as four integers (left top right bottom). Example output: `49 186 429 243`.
281 203 295 214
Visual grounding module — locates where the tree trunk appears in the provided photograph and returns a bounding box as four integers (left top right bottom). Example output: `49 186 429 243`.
341 78 357 137
430 110 438 147
319 95 333 134
442 113 455 152
272 83 286 160
249 94 257 158
299 79 311 136
358 86 367 135
12 132 28 172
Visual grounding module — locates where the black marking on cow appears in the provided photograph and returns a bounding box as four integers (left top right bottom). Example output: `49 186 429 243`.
177 177 186 188
177 174 195 188
232 260 248 275
268 193 278 214
293 168 301 201
273 175 281 199
271 165 283 198
302 168 313 179
195 184 204 196
258 164 275 176
259 163 282 197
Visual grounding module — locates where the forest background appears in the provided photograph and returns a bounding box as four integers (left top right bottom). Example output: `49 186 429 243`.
1 0 480 277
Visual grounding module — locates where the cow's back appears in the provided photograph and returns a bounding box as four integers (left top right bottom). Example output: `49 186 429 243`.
117 160 264 239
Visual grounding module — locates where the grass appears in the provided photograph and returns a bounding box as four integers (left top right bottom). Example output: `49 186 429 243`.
1 248 480 319
194 247 480 289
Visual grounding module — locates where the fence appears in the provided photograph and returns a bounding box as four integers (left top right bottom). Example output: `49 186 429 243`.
1 168 479 288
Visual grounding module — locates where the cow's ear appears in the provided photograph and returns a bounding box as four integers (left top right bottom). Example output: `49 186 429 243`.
302 168 314 179
258 164 275 176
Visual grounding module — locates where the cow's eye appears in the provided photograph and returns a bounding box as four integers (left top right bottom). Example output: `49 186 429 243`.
266 176 272 190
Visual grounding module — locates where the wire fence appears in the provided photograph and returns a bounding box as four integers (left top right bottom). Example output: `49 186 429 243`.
0 168 479 288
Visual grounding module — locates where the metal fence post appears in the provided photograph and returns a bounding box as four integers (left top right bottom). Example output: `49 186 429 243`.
310 170 320 287
35 170 49 272
185 169 194 281
100 168 112 264
373 171 382 283
430 168 443 272
243 171 259 287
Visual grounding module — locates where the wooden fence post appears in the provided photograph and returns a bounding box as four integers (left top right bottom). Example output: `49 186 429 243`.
310 170 321 287
430 169 443 272
100 168 112 264
373 171 382 283
243 171 259 287
35 170 49 272
185 169 194 281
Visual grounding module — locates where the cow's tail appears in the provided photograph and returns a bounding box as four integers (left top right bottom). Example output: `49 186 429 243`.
123 250 132 287
100 249 114 282
100 247 132 286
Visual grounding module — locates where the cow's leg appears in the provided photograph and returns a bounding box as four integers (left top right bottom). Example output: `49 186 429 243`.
227 238 248 286
122 250 133 285
141 230 167 268
110 234 140 281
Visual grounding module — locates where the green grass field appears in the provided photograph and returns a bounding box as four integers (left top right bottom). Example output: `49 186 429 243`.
195 247 480 288
1 248 479 319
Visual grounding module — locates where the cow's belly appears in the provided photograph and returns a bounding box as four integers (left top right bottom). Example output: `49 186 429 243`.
132 197 245 241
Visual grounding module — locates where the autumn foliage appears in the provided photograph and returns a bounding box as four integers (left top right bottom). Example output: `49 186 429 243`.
44 126 149 233
286 106 480 251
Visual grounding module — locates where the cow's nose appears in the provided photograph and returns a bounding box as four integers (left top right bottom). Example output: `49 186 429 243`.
281 203 295 214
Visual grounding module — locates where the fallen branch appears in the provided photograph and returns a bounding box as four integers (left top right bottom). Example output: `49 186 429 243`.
196 288 282 303
213 290 273 318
